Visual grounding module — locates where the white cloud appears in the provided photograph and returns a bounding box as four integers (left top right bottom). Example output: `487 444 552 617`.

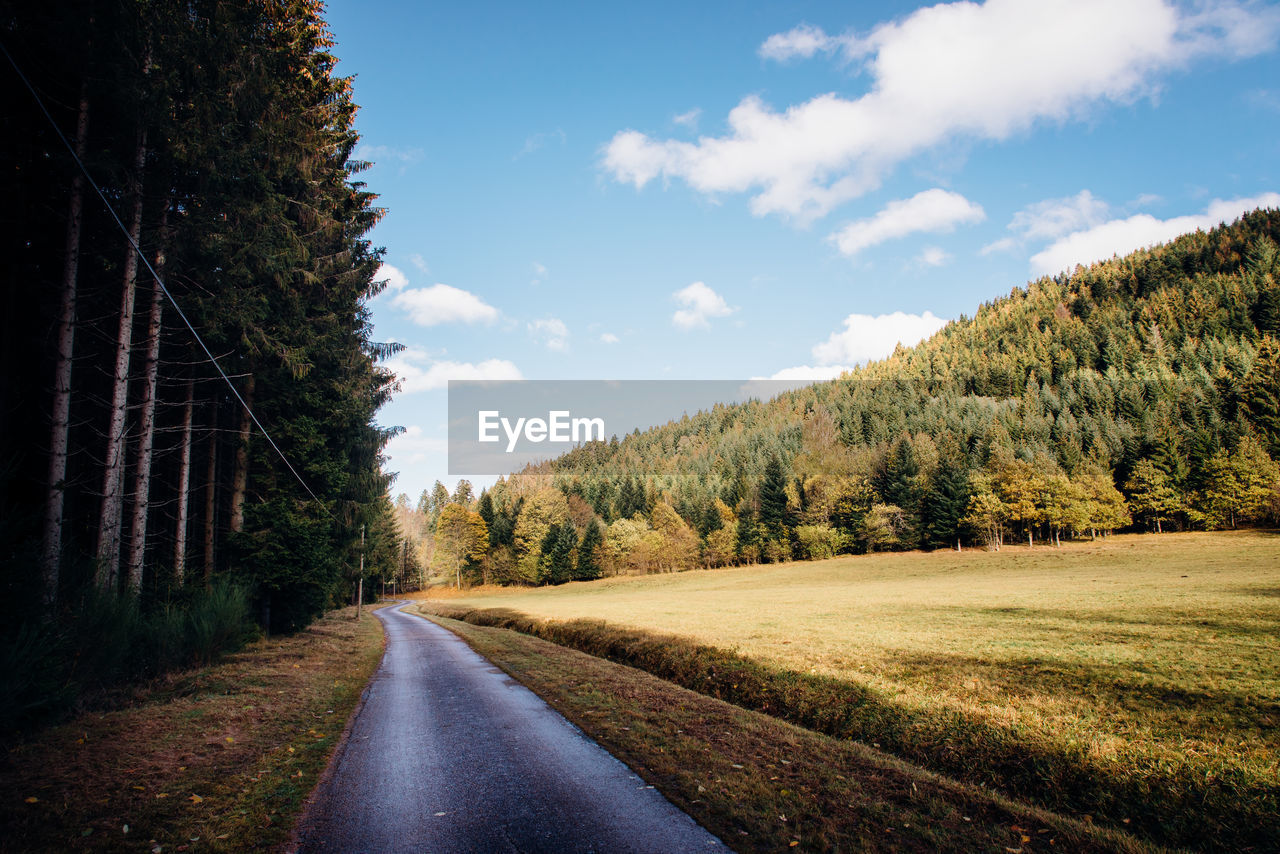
600 332 620 344
384 424 448 466
385 347 522 394
376 263 410 292
529 317 570 351
410 254 429 273
392 284 500 326
605 0 1277 221
830 189 984 256
673 108 702 128
672 281 735 329
759 24 846 62
980 236 1017 256
1009 189 1110 239
1030 192 1280 274
531 261 548 286
917 246 951 267
761 364 854 381
812 310 950 365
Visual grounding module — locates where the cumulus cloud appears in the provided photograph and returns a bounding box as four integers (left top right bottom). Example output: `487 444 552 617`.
1009 189 1110 239
829 189 984 256
672 282 735 329
761 364 854 381
410 254 429 273
600 332 620 344
917 246 951 267
529 317 570 351
812 311 950 365
604 0 1278 221
376 263 410 292
383 424 449 466
1030 192 1280 274
392 284 500 326
384 347 522 394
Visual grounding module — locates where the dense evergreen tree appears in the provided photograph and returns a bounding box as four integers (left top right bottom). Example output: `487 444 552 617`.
539 522 577 585
758 456 790 540
1 0 402 628
921 458 970 549
574 520 603 581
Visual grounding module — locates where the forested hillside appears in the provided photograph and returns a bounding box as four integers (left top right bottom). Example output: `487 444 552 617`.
0 0 404 724
413 211 1280 586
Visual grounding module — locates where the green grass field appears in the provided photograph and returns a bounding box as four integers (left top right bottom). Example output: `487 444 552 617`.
429 530 1280 850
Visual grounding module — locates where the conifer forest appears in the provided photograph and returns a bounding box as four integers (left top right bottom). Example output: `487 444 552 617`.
0 1 405 727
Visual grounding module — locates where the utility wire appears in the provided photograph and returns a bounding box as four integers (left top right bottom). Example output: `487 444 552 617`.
3 39 337 521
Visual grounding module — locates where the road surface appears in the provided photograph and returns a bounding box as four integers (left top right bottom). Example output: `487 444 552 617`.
293 602 724 853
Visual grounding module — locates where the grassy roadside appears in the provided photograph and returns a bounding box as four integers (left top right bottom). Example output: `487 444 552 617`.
416 610 1150 853
0 604 386 853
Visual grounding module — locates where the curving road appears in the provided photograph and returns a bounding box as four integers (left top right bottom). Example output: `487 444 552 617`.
293 602 724 853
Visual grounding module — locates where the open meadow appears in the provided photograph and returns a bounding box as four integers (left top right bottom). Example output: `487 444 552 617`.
424 531 1280 850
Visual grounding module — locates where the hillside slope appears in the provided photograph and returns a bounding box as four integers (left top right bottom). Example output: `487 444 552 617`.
461 211 1280 583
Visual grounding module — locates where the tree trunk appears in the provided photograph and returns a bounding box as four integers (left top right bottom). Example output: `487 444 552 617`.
125 205 170 591
203 404 218 584
1156 517 1162 534
173 378 194 586
228 372 255 534
96 127 148 591
41 83 90 607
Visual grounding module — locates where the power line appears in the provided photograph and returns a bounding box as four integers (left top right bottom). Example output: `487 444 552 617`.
2 39 337 521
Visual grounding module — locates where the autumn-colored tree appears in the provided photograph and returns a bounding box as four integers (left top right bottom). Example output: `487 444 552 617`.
862 503 908 553
1125 459 1183 533
1076 468 1130 538
650 501 699 572
702 499 738 567
963 474 1008 550
433 504 487 589
993 459 1046 547
1195 437 1280 529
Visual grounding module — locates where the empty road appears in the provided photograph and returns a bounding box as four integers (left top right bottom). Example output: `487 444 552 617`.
293 602 724 853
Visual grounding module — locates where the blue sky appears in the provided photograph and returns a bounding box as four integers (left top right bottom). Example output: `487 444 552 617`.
324 0 1280 502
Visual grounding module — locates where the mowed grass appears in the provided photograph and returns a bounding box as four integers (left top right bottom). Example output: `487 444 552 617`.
424 531 1280 850
0 605 386 853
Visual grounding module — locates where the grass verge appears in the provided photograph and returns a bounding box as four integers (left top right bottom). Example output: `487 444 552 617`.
416 611 1150 853
0 605 385 853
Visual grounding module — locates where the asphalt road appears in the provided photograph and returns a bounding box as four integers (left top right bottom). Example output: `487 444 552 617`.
293 602 725 853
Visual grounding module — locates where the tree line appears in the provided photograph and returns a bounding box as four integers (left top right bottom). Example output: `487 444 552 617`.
0 0 403 725
398 212 1280 587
